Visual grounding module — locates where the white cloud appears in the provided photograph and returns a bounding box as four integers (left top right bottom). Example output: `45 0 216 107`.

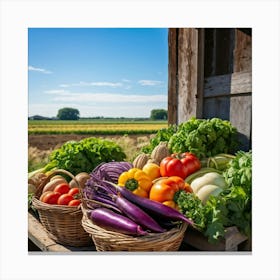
28 65 52 74
90 82 123 87
138 80 163 86
49 91 167 104
59 81 123 88
44 89 68 94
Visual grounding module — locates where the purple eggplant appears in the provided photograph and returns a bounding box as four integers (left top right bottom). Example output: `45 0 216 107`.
89 208 147 236
107 182 194 226
113 195 165 233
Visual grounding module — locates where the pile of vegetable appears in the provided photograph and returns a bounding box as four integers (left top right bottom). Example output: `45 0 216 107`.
82 161 193 235
28 117 252 248
37 172 91 206
81 135 251 243
176 150 252 243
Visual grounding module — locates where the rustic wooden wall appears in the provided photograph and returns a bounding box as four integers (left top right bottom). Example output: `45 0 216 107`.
168 28 252 151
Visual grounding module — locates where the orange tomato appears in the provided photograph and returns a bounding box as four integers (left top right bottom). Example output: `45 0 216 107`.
53 183 70 195
57 194 74 205
68 187 79 197
68 199 81 206
39 191 52 202
41 191 61 204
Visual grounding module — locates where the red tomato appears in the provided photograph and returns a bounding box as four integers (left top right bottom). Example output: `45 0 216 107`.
68 187 79 197
57 194 74 205
160 152 201 179
41 191 61 204
53 183 70 195
68 199 81 206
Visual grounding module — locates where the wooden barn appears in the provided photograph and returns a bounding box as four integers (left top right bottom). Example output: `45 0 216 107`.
168 28 252 151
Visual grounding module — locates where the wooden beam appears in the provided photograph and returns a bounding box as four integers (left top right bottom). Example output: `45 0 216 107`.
204 71 252 97
168 28 178 125
177 28 205 124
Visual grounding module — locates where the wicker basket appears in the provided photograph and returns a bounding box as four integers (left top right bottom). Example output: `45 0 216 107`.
81 207 188 251
32 169 92 247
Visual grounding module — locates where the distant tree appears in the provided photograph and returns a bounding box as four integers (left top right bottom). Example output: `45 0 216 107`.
150 109 167 120
57 107 80 120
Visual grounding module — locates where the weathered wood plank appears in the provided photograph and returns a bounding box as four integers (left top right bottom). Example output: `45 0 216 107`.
204 71 252 97
229 94 252 151
168 28 178 124
177 28 204 124
28 212 70 252
202 93 252 151
183 226 249 251
234 29 252 73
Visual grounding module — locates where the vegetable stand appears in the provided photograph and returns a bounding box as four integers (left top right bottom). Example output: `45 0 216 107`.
28 120 252 252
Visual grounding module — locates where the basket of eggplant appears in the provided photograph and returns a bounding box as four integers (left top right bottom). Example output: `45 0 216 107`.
80 162 192 251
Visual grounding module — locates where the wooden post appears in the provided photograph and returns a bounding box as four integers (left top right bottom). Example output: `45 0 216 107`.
177 28 205 124
168 28 178 125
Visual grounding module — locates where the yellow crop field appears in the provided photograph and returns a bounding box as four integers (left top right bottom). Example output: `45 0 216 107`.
28 120 168 135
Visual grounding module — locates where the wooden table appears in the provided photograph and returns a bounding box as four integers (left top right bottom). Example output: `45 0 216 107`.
28 211 250 252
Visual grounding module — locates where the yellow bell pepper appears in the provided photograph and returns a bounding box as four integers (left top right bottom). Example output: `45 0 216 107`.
118 168 153 198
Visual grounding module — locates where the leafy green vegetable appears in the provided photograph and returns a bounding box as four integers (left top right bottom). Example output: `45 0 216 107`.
223 150 252 194
44 137 126 175
141 117 239 159
168 117 239 158
176 150 252 243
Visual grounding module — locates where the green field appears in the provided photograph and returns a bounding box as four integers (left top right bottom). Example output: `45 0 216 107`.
28 119 168 135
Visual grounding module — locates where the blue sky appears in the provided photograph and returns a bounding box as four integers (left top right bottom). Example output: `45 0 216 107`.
28 28 168 118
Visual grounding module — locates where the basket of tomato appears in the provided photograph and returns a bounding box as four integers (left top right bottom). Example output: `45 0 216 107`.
32 169 92 247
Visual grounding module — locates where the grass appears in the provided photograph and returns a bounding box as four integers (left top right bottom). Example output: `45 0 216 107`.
28 147 51 172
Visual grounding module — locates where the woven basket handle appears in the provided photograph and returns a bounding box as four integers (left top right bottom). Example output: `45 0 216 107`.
35 169 80 198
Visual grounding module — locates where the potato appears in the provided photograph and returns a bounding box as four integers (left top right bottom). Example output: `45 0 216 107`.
70 172 90 188
42 178 68 193
50 175 67 181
